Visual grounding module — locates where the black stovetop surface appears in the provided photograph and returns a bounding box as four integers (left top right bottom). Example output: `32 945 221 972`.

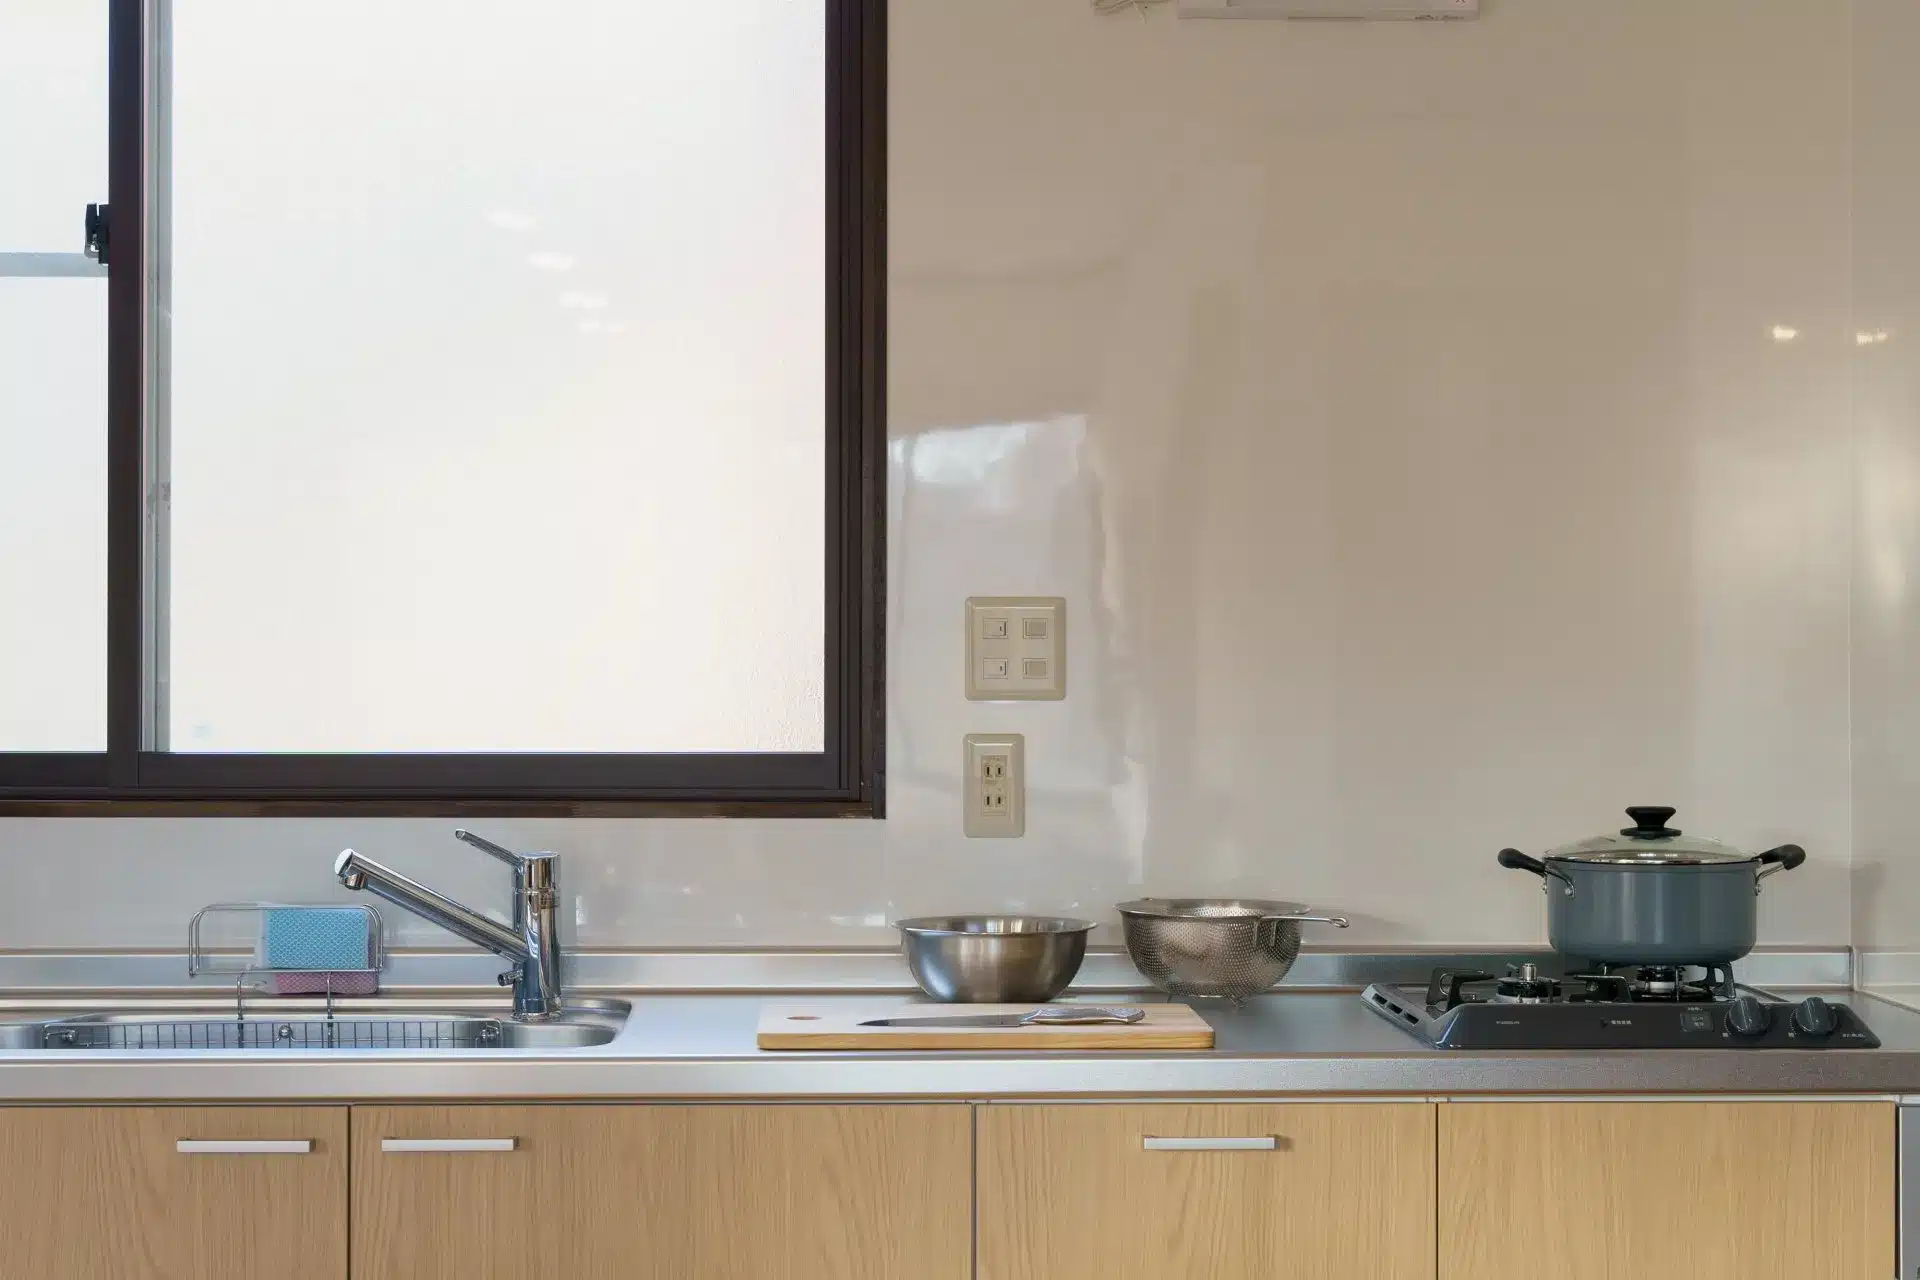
1361 963 1882 1050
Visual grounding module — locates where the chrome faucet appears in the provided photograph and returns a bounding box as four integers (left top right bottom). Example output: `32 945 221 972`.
333 829 564 1021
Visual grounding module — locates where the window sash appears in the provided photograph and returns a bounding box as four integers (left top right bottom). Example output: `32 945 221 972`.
0 0 884 815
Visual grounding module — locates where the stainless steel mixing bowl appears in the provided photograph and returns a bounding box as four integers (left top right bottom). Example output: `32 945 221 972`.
1116 898 1349 1001
893 916 1096 1003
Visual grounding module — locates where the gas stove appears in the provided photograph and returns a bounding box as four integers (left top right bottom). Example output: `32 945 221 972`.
1361 962 1880 1050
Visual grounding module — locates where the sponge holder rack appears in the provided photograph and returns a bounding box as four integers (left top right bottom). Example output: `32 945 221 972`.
187 901 385 1021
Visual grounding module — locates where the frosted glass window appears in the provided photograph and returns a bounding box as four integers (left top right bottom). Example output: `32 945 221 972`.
0 5 108 751
165 1 826 753
0 5 106 248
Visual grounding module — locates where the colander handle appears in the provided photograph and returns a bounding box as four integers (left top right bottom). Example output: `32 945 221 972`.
1259 913 1349 928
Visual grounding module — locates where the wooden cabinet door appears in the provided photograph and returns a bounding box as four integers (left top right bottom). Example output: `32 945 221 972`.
352 1103 971 1280
978 1102 1437 1280
1439 1101 1895 1280
0 1105 347 1280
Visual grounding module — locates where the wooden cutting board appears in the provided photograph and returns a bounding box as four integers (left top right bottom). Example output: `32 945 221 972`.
756 1003 1214 1051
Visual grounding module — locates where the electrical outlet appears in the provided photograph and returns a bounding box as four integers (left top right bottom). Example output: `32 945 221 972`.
964 733 1025 837
966 597 1065 700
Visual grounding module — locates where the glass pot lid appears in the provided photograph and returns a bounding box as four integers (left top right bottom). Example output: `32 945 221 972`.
1544 807 1757 865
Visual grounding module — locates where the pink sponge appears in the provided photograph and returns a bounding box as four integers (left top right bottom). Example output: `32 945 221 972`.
263 971 379 996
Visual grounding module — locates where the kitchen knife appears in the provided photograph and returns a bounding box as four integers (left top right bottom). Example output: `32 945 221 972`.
857 1005 1146 1028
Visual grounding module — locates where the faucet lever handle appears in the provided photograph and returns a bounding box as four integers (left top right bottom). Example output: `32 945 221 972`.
454 829 530 870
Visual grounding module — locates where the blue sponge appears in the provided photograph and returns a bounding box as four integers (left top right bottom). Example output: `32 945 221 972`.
260 907 371 971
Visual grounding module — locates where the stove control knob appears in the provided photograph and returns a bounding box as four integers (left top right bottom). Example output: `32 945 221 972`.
1725 995 1772 1037
1792 996 1837 1038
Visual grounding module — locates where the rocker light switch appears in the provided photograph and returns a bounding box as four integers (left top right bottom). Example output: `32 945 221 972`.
966 597 1065 700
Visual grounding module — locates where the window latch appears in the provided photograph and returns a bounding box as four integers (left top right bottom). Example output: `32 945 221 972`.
85 203 108 266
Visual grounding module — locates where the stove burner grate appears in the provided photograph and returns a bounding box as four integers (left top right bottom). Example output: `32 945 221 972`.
1425 962 1736 1013
1365 960 1880 1050
1564 963 1735 1004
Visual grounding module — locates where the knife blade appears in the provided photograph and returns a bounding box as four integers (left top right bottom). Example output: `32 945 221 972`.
858 1005 1146 1028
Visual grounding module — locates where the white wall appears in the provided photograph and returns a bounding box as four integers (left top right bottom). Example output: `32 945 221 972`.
1850 0 1920 958
0 0 1863 951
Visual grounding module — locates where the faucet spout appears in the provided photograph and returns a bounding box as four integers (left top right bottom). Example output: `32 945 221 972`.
333 838 565 1021
334 850 525 957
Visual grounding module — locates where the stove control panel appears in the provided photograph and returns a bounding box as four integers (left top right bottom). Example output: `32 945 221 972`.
1398 995 1882 1051
1551 999 1880 1050
1677 996 1878 1049
1363 980 1884 1050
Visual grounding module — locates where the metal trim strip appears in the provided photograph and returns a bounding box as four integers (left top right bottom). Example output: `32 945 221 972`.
1 1054 1917 1102
0 946 1858 995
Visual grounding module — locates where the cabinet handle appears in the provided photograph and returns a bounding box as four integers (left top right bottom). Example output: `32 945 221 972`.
176 1139 313 1155
381 1138 517 1153
1142 1136 1278 1151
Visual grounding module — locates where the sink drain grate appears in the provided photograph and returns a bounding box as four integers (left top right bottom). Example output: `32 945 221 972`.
41 1017 505 1050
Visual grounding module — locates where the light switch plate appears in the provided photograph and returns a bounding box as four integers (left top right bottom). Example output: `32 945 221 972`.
966 597 1065 700
964 733 1025 837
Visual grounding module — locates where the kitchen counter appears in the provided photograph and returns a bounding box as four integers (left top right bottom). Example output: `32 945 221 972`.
5 986 1920 1100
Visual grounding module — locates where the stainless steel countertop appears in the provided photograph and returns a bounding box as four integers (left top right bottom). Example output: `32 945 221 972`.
6 986 1920 1100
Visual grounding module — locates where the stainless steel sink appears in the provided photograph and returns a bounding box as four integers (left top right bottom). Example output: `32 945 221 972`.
0 997 628 1052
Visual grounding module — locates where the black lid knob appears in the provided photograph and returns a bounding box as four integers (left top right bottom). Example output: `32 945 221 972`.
1622 806 1681 838
1725 994 1771 1037
1792 996 1837 1038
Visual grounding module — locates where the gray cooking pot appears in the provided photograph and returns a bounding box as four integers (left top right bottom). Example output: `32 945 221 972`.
1497 806 1806 966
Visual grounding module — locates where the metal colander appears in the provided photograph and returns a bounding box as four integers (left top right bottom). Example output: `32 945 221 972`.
1116 898 1350 1002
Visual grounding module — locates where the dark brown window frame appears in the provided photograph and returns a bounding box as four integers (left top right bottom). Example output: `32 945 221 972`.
0 0 886 818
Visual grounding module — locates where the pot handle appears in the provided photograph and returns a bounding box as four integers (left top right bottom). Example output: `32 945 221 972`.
1499 848 1576 896
1755 844 1807 884
1498 848 1547 876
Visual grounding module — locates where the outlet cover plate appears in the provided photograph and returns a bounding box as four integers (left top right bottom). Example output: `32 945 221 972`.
964 732 1025 837
966 597 1065 700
